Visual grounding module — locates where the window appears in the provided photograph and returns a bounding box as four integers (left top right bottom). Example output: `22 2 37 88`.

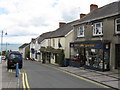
48 39 51 46
115 18 120 34
53 39 55 47
93 22 103 36
77 26 84 37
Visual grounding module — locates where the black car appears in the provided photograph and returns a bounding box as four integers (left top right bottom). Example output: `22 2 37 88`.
7 52 23 69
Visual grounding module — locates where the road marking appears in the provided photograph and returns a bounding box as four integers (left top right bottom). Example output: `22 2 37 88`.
8 69 12 72
24 72 30 90
11 69 12 72
42 64 112 89
22 72 26 89
22 72 30 90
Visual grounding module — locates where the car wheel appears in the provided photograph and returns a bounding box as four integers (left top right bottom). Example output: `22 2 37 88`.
7 65 10 69
19 66 22 69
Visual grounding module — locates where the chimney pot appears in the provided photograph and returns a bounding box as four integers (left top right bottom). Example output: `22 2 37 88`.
90 4 98 11
80 14 86 19
59 22 66 27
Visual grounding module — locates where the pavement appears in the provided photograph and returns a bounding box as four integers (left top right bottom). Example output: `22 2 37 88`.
1 60 22 89
0 63 2 90
58 66 120 89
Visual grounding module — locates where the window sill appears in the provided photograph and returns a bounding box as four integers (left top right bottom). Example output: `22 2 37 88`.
77 36 85 38
92 35 103 37
77 36 85 39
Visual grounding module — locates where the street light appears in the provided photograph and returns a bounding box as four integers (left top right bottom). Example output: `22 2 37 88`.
0 30 7 64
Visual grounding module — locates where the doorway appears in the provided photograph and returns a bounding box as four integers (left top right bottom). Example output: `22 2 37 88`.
115 44 120 69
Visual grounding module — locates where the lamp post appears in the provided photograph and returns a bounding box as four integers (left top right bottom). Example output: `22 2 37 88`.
0 30 7 64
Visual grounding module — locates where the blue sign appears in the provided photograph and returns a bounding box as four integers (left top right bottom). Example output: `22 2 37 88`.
70 42 110 49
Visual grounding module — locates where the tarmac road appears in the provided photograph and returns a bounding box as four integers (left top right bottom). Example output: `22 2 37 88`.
22 60 110 89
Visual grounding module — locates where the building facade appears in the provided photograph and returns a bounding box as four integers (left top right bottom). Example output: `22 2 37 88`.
70 2 120 71
30 38 36 60
19 43 30 59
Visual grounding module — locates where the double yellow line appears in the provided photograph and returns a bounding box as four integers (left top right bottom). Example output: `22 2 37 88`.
22 72 30 90
8 69 12 72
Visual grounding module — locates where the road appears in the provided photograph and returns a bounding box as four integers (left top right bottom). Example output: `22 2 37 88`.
22 60 107 89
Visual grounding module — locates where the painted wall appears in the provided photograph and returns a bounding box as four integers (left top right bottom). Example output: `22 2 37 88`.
30 42 35 59
74 15 120 71
65 30 74 58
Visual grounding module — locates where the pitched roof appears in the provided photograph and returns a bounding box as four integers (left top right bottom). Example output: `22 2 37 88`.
38 31 53 44
19 43 29 49
37 20 80 43
48 20 80 38
74 1 120 25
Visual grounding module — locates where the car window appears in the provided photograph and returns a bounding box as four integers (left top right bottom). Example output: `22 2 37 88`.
9 53 21 60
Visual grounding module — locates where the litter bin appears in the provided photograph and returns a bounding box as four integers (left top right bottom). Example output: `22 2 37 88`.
64 58 70 66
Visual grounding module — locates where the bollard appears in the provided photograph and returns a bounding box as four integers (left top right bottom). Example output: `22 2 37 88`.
16 63 19 77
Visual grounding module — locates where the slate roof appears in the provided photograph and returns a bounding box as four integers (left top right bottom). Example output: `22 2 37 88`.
38 31 54 44
74 1 120 25
19 43 29 49
37 20 80 44
48 20 80 38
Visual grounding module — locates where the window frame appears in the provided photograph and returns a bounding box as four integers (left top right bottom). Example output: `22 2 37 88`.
77 26 85 37
93 22 103 36
115 18 120 34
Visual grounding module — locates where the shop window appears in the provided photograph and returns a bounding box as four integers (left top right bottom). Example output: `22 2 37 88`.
85 49 104 69
77 26 84 37
115 18 120 34
93 22 103 36
104 50 109 70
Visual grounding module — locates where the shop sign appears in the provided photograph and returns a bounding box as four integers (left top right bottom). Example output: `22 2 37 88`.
70 43 104 49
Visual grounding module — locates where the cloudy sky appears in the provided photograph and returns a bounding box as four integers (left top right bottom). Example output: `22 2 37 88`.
0 0 118 44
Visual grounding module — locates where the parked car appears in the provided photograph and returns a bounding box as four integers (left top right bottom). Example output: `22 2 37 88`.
7 52 23 69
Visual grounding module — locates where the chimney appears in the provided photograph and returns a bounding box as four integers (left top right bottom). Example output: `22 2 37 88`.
90 4 98 11
80 13 86 19
59 22 66 27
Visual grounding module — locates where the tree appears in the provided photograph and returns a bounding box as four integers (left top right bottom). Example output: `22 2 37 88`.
25 49 30 59
2 51 6 55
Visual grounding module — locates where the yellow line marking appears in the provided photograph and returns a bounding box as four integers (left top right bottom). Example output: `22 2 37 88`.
11 69 12 72
24 72 30 90
22 72 26 90
43 64 111 89
8 69 12 72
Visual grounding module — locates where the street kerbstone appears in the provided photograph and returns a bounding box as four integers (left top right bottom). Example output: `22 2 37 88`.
58 66 120 89
108 74 120 79
102 81 119 89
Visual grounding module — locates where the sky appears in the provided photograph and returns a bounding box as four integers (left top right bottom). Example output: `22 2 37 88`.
0 0 118 44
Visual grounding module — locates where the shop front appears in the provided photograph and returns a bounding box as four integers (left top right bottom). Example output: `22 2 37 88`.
70 40 110 71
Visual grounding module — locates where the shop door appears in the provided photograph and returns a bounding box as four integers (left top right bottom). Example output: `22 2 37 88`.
115 44 120 69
